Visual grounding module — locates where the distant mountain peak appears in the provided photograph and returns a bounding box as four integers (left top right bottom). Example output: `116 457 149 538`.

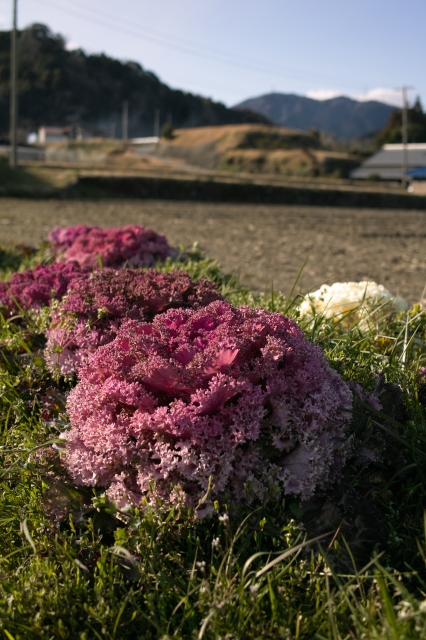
234 92 395 140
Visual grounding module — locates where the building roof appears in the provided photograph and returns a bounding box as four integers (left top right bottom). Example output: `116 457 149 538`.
351 143 426 180
383 143 426 150
39 126 69 134
38 125 110 135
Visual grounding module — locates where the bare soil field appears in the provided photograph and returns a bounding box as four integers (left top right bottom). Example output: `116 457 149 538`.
1 198 425 303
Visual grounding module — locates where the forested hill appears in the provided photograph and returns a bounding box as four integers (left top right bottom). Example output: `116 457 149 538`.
0 23 268 139
376 98 426 145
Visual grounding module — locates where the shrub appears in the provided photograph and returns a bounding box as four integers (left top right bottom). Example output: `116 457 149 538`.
64 301 352 514
48 224 173 269
45 269 223 374
161 122 174 139
0 262 85 318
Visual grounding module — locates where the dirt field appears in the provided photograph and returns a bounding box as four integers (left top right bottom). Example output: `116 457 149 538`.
1 198 426 303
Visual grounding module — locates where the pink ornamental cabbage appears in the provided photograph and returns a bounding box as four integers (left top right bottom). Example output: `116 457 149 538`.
65 301 353 513
0 262 85 318
48 224 172 268
45 269 223 375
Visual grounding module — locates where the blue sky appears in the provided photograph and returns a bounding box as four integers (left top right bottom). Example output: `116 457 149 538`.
0 0 424 109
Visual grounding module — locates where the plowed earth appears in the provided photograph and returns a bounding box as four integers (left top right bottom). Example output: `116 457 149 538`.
1 198 425 303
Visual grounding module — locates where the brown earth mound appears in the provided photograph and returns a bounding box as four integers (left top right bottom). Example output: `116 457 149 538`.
30 125 359 178
156 124 358 177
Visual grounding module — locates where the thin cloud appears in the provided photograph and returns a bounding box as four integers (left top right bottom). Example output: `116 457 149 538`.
306 87 405 108
306 89 342 101
354 88 403 107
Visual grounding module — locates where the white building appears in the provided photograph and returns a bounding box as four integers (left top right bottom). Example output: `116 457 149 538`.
38 125 111 143
351 143 426 181
38 126 69 143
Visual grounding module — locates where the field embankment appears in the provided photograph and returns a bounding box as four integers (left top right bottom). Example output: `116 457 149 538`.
69 173 426 209
3 126 420 208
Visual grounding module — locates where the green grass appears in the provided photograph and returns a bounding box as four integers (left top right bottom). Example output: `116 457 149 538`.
1 244 426 638
0 156 55 196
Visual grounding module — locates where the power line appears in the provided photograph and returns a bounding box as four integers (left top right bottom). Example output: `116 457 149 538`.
30 0 325 81
29 0 379 90
64 0 363 85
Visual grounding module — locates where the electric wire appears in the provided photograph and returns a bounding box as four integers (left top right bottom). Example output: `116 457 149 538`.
29 0 375 90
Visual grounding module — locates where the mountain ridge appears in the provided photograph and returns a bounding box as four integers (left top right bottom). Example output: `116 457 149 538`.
235 93 396 140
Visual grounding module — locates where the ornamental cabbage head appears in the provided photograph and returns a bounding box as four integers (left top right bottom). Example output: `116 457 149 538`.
64 301 352 514
45 269 223 375
0 262 85 318
48 224 172 268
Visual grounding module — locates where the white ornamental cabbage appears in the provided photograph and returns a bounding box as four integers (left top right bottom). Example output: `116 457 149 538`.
299 281 408 324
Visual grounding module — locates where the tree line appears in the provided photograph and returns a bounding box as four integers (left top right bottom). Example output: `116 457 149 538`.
0 23 268 140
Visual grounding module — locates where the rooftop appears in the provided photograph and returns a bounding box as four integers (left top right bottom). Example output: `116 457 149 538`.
383 143 426 150
351 143 426 180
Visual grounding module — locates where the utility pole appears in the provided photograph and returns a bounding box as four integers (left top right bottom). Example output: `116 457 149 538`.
401 86 408 189
154 108 160 138
396 86 414 189
270 87 275 124
10 0 18 169
122 100 128 140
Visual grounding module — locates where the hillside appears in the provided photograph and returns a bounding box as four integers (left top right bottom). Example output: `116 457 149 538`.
235 93 395 140
19 124 358 178
154 124 359 177
0 23 268 140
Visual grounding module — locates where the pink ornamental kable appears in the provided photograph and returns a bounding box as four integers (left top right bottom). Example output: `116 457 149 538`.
0 261 85 318
45 269 222 375
64 301 353 515
48 224 173 269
